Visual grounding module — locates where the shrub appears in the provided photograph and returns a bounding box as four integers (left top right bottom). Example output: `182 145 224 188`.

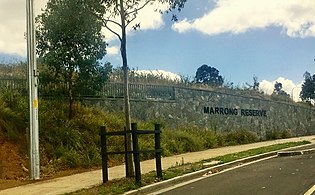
266 129 293 140
58 149 82 168
162 128 204 155
0 96 26 141
80 145 101 168
223 129 259 145
280 129 293 139
38 100 125 170
199 130 218 148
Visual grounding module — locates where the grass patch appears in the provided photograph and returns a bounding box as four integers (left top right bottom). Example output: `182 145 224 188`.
213 141 310 163
69 141 310 195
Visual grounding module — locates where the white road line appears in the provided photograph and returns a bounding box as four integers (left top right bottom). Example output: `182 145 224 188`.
304 184 315 195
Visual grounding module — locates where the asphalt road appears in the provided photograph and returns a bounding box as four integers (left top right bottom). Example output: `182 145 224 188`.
158 152 315 195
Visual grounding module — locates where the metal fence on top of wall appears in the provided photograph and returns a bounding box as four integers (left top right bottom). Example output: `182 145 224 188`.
0 78 26 91
100 83 175 100
0 79 176 100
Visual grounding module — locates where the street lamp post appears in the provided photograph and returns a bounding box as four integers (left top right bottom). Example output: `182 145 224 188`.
26 0 40 180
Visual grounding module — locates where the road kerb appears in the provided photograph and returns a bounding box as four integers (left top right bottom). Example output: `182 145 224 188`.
304 184 315 195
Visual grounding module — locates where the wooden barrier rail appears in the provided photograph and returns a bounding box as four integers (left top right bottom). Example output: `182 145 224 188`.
99 123 162 184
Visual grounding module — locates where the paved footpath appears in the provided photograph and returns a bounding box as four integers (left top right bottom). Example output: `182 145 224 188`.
1 135 315 195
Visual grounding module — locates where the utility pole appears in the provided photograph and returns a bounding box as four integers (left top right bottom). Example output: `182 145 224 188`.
26 0 40 180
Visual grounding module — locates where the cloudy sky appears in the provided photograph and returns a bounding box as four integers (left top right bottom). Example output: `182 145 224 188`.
1 0 315 100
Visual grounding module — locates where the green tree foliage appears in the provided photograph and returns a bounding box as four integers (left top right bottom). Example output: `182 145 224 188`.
195 64 224 86
272 82 289 97
36 0 109 119
274 82 282 92
252 75 260 90
300 71 315 103
0 96 26 141
246 75 260 91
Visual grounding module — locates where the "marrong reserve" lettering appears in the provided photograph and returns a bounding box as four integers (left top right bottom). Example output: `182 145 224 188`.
204 107 267 117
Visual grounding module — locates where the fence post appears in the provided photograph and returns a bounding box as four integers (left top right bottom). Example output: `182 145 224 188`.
172 86 176 100
100 126 108 183
124 127 130 177
131 123 141 183
154 124 162 179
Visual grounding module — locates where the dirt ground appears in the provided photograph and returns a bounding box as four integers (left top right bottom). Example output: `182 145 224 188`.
0 136 100 190
0 137 30 190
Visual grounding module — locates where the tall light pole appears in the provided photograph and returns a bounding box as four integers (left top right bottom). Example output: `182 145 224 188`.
26 0 40 180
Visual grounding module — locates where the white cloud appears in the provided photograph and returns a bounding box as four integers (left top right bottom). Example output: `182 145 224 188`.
259 77 302 102
131 2 168 31
103 1 168 42
172 19 192 33
106 46 119 56
0 0 47 56
0 0 167 55
172 0 315 38
135 69 181 81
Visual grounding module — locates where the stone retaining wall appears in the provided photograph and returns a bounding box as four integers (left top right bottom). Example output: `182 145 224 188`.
84 86 315 137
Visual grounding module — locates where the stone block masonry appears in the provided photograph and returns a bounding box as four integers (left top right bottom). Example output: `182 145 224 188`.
84 85 315 138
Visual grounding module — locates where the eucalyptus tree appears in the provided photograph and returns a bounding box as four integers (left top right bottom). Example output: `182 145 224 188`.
101 0 186 176
36 0 108 119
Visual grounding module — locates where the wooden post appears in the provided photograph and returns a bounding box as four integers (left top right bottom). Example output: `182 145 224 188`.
155 124 162 179
131 123 141 183
100 126 108 183
124 127 130 177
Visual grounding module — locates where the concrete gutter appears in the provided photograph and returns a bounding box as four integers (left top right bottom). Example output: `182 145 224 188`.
278 147 315 156
125 144 315 195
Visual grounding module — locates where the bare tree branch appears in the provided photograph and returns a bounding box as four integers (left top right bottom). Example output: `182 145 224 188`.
126 13 137 27
104 23 122 41
101 1 122 41
125 0 154 16
103 18 122 28
114 1 120 14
